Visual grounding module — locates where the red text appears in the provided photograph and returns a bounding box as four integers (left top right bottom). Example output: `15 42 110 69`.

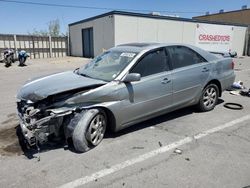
199 34 230 42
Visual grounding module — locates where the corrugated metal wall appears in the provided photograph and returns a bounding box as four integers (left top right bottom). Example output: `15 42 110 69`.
0 34 68 59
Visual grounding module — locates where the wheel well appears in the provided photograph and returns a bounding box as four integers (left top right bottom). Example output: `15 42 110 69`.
205 79 222 97
63 107 117 140
97 107 116 132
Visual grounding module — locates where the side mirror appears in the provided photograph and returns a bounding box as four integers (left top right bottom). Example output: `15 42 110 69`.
122 73 141 83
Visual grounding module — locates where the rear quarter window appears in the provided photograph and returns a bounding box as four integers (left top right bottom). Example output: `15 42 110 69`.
168 46 207 69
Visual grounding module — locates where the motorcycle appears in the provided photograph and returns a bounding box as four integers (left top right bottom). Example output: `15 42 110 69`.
3 49 15 67
18 50 29 66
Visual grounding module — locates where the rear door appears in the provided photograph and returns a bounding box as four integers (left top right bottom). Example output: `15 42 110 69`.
167 46 210 106
120 48 173 125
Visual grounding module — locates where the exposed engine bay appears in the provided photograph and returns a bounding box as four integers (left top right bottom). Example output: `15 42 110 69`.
17 86 102 147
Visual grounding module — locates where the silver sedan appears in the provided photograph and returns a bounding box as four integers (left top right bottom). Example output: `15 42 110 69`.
16 43 235 152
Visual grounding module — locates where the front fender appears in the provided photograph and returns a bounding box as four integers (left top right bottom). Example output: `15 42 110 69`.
61 100 121 138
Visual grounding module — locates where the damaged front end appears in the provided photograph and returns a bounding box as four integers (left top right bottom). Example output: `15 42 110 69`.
16 70 110 148
16 81 106 147
17 99 74 146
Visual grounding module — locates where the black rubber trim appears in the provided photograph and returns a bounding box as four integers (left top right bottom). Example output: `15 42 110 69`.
223 103 243 110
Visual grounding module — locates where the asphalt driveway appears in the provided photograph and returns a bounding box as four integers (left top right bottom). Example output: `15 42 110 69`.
0 56 250 188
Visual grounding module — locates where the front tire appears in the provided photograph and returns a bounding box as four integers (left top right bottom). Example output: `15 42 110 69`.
72 109 107 153
198 84 219 112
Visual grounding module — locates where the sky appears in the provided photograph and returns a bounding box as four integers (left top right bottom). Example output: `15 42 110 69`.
0 0 249 35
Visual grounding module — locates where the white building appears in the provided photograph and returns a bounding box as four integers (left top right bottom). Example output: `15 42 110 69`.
69 11 248 58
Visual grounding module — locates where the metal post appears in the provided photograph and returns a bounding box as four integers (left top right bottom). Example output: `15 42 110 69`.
67 27 70 56
49 35 52 58
28 36 32 59
244 27 249 56
247 26 250 56
60 38 62 57
37 37 40 59
13 34 18 59
57 37 59 57
32 36 35 59
41 36 44 58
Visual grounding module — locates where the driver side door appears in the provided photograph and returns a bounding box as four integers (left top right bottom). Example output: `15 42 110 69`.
119 48 173 126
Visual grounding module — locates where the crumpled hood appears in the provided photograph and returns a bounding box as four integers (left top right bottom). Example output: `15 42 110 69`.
17 71 107 102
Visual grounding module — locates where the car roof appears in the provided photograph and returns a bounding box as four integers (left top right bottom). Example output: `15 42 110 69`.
114 42 164 52
112 42 218 61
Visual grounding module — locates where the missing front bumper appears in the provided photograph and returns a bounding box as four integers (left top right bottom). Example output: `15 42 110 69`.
19 118 50 146
17 109 74 146
20 122 36 146
18 112 56 146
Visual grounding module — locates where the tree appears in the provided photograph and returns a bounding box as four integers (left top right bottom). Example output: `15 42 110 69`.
29 19 61 37
29 29 48 36
48 19 60 37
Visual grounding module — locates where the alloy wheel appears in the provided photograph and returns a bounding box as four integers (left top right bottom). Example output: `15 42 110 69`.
87 114 106 146
203 87 217 109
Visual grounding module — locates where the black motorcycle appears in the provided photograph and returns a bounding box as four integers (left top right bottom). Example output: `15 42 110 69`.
3 49 15 67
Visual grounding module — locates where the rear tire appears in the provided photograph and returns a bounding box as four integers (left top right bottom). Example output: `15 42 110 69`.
198 84 219 112
72 109 107 153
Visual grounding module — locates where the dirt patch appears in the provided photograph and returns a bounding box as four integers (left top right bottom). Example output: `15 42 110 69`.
0 141 23 156
0 126 23 156
1 113 18 126
7 113 16 118
0 126 17 144
0 113 22 156
0 114 67 157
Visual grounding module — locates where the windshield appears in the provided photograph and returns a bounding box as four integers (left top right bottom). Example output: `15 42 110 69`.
78 50 138 81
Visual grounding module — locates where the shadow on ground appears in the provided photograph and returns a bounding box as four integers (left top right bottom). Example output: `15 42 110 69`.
105 106 194 138
105 99 224 138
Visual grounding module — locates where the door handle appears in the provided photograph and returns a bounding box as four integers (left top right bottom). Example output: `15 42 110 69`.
161 78 171 84
202 67 209 72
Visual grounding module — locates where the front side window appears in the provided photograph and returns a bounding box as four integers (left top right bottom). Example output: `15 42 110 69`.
168 46 206 69
130 48 169 77
77 50 137 81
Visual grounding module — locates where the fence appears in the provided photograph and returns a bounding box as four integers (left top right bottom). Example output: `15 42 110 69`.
0 34 68 59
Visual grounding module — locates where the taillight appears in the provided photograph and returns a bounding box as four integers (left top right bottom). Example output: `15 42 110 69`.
231 60 235 69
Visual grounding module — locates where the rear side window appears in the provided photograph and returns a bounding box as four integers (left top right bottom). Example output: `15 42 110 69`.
130 48 169 77
168 46 206 69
